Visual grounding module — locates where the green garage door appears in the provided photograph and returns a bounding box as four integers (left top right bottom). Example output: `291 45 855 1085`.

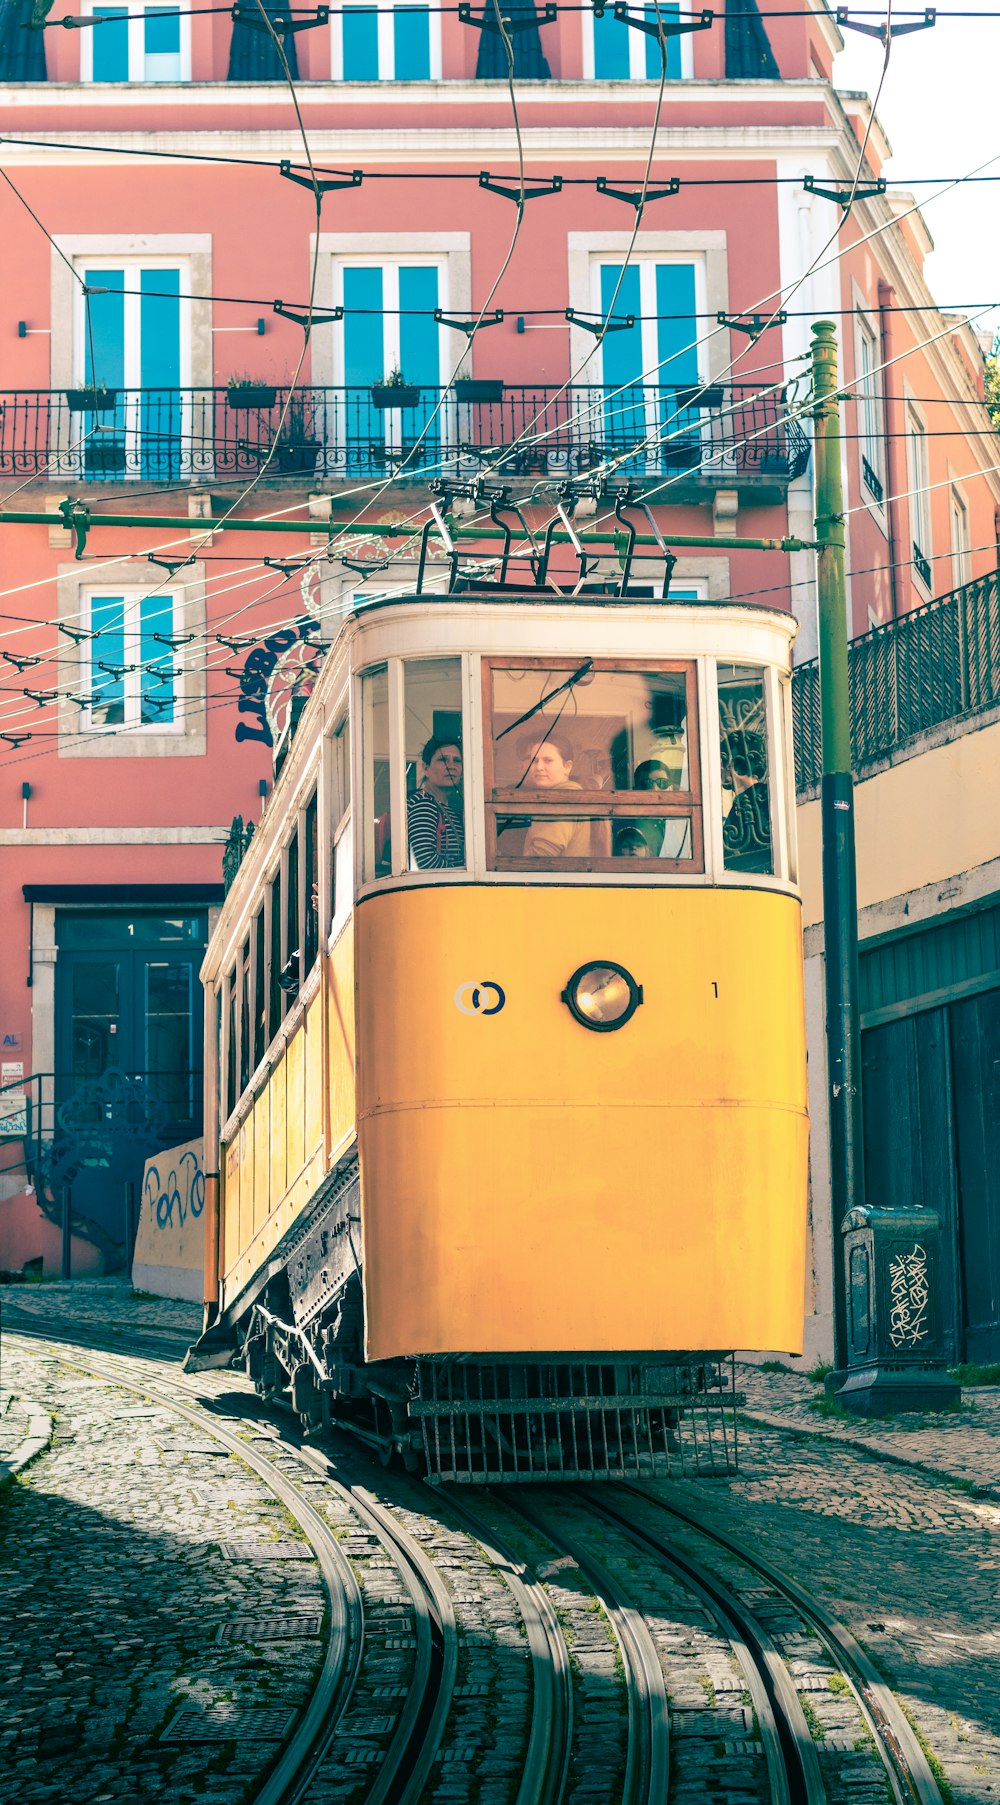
860 899 1000 1365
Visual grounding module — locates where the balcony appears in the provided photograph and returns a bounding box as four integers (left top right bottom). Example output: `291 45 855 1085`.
0 384 810 502
792 569 1000 791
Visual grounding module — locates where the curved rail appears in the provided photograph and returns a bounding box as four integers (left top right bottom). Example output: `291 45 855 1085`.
5 1315 458 1805
297 1444 460 1805
440 1487 573 1805
7 1325 365 1805
626 1485 946 1805
507 1491 670 1805
584 1492 823 1805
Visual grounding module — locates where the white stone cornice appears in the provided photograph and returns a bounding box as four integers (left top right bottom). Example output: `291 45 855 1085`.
0 121 845 166
0 826 226 845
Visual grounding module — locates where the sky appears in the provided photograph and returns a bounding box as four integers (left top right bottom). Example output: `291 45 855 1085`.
833 1 1000 344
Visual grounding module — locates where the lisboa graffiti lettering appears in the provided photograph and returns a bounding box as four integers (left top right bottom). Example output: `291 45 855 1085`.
888 1242 930 1348
234 615 325 748
144 1148 206 1232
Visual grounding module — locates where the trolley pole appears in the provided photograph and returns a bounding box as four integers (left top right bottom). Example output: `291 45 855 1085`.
811 321 863 1376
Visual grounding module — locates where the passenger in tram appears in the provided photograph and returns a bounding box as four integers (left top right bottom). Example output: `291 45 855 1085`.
721 732 772 873
407 737 466 870
521 734 592 860
633 757 691 860
613 825 652 858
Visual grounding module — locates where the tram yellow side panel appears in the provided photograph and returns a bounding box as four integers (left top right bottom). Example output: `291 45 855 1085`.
357 886 808 1360
284 1022 306 1199
269 1051 287 1204
223 1130 242 1277
252 1087 271 1238
326 920 357 1153
305 990 324 1157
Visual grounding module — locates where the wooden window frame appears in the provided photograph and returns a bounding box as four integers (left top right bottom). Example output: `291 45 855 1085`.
482 655 704 874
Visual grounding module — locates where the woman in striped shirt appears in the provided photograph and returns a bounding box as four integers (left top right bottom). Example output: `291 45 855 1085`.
407 736 465 869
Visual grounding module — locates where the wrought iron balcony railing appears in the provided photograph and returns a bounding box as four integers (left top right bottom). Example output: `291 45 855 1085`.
792 568 1000 791
0 383 810 491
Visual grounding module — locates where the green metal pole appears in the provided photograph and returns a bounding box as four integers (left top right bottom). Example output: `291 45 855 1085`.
0 506 815 557
812 320 864 1376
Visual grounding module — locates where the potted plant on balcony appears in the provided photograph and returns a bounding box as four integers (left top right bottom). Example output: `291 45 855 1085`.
371 368 421 410
65 382 118 413
226 374 278 410
272 399 320 474
455 376 504 403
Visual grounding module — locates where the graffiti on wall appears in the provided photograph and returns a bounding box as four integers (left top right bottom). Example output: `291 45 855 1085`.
143 1147 205 1232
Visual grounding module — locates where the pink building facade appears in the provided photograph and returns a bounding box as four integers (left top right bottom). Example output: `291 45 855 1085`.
0 0 997 1272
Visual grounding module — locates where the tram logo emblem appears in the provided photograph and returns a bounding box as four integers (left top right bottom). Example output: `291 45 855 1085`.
454 981 506 1017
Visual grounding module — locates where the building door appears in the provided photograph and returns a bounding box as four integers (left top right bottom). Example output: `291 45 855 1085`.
77 265 185 479
596 261 700 474
860 900 1000 1365
337 263 444 471
54 910 206 1256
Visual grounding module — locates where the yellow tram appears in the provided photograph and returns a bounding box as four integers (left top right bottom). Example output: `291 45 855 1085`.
190 576 808 1481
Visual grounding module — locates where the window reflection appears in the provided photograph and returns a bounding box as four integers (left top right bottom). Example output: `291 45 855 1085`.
361 665 392 881
404 658 465 871
488 662 700 870
717 664 773 875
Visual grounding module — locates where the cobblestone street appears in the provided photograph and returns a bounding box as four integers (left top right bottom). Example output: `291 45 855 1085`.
2 1281 999 1804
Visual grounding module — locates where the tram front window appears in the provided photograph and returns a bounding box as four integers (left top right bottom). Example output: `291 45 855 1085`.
717 664 773 876
404 658 465 871
486 661 701 871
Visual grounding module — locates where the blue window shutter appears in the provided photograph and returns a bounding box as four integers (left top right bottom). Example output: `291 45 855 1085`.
655 263 698 382
398 267 439 384
592 9 629 77
90 596 126 725
342 5 379 77
599 263 644 459
644 4 682 77
140 591 174 724
393 5 430 77
140 269 181 387
92 6 129 79
84 268 126 389
343 268 385 382
145 6 180 53
139 269 181 477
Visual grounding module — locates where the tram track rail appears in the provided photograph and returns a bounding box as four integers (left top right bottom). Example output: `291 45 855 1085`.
1 1312 460 1805
618 1484 947 1805
3 1306 950 1805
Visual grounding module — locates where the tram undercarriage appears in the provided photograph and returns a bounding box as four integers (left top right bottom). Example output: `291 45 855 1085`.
186 1159 740 1482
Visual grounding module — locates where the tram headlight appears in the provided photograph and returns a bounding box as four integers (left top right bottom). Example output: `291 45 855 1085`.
561 961 643 1031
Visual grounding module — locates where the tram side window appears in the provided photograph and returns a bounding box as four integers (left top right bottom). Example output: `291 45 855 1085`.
361 665 392 882
304 791 319 972
404 657 465 871
252 903 266 1071
238 935 250 1094
331 713 351 918
486 660 702 871
717 664 773 876
268 869 282 1040
225 967 237 1120
282 828 300 1000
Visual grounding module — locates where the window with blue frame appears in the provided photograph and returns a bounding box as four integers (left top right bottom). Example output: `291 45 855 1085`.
337 262 444 469
587 3 685 78
83 3 187 79
595 261 702 472
78 265 184 479
333 0 436 78
84 590 179 733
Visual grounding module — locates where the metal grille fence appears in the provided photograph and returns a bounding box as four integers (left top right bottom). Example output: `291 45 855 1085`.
0 384 809 486
412 1355 740 1482
792 569 1000 790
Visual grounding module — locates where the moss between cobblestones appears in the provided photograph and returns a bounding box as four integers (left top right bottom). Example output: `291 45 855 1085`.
896 1701 956 1805
799 1696 825 1741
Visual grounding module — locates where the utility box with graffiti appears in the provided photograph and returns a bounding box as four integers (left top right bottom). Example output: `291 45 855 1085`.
132 1138 206 1303
837 1205 960 1415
